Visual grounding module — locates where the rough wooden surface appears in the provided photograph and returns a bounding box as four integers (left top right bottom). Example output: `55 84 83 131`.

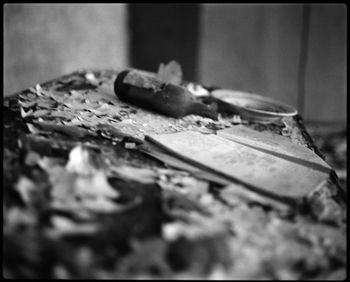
3 70 347 279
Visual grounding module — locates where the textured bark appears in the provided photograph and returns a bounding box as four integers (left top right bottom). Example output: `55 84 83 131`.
3 70 346 279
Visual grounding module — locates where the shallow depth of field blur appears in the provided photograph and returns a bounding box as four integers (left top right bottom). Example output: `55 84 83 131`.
4 4 346 187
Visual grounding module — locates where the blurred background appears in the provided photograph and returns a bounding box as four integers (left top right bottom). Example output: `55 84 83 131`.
3 3 347 186
4 3 346 123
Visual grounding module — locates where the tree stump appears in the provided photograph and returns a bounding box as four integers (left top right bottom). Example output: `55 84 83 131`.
3 69 346 279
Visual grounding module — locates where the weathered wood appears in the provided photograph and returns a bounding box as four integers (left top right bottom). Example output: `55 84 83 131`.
217 125 331 173
3 69 346 279
146 130 330 203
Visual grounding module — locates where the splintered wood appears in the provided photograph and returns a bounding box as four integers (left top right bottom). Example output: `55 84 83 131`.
3 69 346 280
217 125 332 173
146 131 329 203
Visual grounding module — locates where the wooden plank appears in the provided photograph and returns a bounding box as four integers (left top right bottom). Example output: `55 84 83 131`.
217 125 332 174
146 131 329 204
140 141 231 185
